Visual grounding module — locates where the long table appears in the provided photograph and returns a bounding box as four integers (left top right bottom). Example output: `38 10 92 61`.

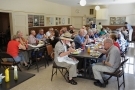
0 69 35 90
70 49 101 79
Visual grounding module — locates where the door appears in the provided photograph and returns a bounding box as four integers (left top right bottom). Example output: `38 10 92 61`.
72 17 83 28
11 12 28 38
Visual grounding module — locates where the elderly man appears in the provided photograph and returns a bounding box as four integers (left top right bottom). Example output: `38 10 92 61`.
36 28 46 40
92 38 121 87
28 30 37 44
74 29 89 49
69 25 74 34
46 27 53 38
61 27 68 36
54 32 78 85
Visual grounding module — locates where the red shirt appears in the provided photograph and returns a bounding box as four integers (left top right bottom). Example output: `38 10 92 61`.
7 40 20 57
113 42 120 50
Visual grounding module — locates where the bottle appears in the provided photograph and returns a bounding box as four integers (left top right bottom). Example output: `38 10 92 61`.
12 66 18 80
5 68 9 82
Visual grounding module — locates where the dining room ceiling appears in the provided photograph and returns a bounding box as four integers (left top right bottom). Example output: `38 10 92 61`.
45 0 135 6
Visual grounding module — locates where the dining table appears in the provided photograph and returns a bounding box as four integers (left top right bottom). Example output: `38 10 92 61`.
70 45 102 79
0 68 35 90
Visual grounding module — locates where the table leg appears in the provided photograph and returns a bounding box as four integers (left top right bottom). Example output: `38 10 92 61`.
84 58 87 78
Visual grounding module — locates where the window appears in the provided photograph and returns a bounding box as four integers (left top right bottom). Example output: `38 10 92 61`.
90 9 94 15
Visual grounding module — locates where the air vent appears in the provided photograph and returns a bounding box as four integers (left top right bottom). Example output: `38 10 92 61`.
90 9 94 15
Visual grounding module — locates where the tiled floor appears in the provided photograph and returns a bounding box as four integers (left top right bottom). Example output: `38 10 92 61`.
11 43 135 90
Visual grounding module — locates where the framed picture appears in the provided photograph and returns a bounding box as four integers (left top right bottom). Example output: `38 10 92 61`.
34 15 39 26
110 17 126 25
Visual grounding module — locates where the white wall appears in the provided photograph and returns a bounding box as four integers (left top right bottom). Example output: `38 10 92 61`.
71 3 135 26
0 0 71 16
0 0 71 37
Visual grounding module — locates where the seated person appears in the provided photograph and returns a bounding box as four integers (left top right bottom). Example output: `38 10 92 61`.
82 25 87 36
74 29 89 49
93 29 99 38
61 27 68 36
87 30 95 43
7 35 28 66
116 31 127 52
16 30 28 47
69 25 76 39
28 30 37 44
49 29 60 48
99 28 106 36
54 32 78 85
16 31 29 62
92 38 121 87
36 28 47 40
46 27 53 38
110 34 120 50
69 25 74 34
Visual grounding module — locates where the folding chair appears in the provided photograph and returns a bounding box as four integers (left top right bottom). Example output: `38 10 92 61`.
50 52 69 82
103 59 128 90
28 47 46 72
46 44 54 66
0 52 22 71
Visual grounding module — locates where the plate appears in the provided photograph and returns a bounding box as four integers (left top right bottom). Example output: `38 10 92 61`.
71 50 81 54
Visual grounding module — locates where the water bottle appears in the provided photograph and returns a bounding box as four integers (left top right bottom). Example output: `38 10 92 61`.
5 68 9 82
12 66 18 80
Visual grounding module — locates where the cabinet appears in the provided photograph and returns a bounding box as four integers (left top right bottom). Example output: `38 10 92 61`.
96 9 108 20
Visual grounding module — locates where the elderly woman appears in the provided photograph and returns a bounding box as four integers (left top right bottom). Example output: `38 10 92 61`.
16 31 29 64
16 31 27 46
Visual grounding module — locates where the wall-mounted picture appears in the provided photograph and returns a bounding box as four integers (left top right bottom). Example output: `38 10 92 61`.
28 15 44 27
62 18 65 24
34 15 39 26
86 17 96 25
110 17 126 25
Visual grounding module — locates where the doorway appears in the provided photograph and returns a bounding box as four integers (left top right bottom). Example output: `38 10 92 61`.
0 12 10 50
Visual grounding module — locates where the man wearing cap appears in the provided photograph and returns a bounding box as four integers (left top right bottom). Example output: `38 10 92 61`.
54 32 78 85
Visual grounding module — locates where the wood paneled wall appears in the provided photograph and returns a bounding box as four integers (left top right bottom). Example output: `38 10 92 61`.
28 25 71 35
103 25 135 41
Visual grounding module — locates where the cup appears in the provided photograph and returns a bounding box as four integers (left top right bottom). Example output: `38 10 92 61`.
87 46 90 53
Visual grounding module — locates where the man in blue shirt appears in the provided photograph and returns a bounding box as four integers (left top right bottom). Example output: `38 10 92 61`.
125 22 133 41
74 29 88 49
36 28 47 41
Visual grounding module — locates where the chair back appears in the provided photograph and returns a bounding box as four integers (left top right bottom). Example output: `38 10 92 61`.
32 47 46 58
46 44 53 56
113 59 128 74
50 52 54 60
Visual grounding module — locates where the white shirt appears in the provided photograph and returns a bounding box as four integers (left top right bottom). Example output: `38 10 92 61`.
46 31 51 37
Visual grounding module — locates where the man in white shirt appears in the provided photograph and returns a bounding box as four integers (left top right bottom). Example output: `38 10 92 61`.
46 27 53 38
